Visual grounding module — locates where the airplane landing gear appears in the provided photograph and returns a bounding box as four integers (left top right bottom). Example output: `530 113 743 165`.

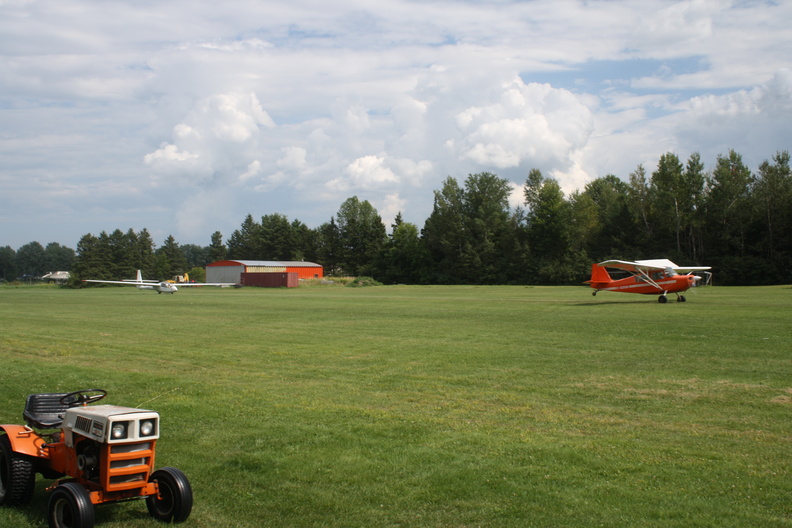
658 295 668 303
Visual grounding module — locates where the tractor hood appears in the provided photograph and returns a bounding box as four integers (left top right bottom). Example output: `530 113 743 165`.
63 404 160 446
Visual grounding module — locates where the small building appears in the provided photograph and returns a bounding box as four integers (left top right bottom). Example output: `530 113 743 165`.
41 271 70 283
241 272 299 288
206 260 324 284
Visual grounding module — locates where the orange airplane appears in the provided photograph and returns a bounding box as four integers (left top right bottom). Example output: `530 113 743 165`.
587 259 712 303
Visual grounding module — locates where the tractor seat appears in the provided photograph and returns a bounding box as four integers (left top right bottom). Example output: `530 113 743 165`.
23 392 71 429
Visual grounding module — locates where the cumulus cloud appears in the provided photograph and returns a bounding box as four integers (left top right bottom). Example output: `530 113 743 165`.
376 193 407 228
450 78 595 190
144 144 199 163
326 155 398 192
238 160 261 184
143 91 276 187
2 0 791 248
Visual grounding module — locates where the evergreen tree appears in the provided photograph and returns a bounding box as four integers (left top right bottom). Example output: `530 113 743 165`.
683 153 707 261
227 214 261 260
705 149 754 283
460 172 515 283
0 246 17 281
71 234 104 282
523 171 573 283
260 213 295 260
650 152 686 255
627 164 652 251
707 150 754 254
316 218 341 275
753 151 792 282
291 220 317 262
208 231 227 263
581 175 633 259
134 229 157 278
335 196 386 276
378 213 428 284
157 235 188 277
421 177 466 283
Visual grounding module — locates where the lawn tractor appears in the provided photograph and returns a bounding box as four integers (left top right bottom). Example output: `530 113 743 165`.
0 389 192 528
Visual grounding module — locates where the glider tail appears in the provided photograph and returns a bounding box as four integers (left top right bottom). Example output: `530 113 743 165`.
136 269 143 282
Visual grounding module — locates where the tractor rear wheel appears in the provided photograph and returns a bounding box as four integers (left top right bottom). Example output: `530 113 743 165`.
0 433 35 506
47 482 95 528
146 467 193 523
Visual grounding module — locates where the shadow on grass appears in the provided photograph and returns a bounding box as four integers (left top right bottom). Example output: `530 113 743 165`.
570 299 661 306
15 480 154 528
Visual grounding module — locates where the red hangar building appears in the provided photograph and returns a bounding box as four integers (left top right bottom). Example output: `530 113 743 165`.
206 260 324 285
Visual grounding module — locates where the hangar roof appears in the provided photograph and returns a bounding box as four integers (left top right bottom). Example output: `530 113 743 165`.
208 260 322 268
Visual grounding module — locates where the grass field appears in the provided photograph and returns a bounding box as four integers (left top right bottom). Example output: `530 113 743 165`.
1 283 791 527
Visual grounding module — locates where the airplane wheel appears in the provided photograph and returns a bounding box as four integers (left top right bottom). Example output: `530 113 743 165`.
147 467 193 523
48 482 95 528
0 434 35 506
658 296 668 304
678 295 686 302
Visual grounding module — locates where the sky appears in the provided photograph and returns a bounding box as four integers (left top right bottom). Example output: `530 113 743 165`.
1 0 790 251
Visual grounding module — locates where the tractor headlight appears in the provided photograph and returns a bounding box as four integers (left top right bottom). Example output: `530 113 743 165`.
111 422 129 440
139 419 156 437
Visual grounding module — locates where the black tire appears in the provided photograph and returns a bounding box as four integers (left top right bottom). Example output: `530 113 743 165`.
658 295 668 303
0 433 36 506
146 467 193 523
678 295 686 302
47 482 95 528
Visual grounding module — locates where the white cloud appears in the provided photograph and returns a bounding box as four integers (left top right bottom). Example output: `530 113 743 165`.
327 154 399 192
144 144 199 164
452 78 595 187
376 193 407 229
238 160 261 184
277 147 308 172
2 0 791 248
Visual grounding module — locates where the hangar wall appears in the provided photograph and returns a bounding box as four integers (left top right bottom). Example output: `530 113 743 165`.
206 260 323 283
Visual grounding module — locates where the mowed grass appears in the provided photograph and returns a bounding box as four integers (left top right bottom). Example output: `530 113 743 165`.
1 283 791 527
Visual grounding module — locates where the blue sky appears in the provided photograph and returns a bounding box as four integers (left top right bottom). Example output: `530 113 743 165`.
1 0 790 250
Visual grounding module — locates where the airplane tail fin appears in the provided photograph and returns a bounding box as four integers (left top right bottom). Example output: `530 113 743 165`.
136 270 143 282
585 263 612 285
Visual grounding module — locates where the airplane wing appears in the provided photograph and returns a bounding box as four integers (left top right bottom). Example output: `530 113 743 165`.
83 280 147 285
175 282 237 287
598 259 711 273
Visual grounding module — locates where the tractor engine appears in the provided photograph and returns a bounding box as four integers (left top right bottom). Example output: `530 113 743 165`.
60 405 160 492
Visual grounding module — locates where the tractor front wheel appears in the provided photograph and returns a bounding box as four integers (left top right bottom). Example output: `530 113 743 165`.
146 467 193 523
0 433 35 506
47 482 95 528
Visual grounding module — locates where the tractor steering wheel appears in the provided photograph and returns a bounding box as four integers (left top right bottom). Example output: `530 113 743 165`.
59 389 108 407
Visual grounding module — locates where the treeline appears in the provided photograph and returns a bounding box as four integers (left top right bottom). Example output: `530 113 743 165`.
0 242 75 281
3 149 790 286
